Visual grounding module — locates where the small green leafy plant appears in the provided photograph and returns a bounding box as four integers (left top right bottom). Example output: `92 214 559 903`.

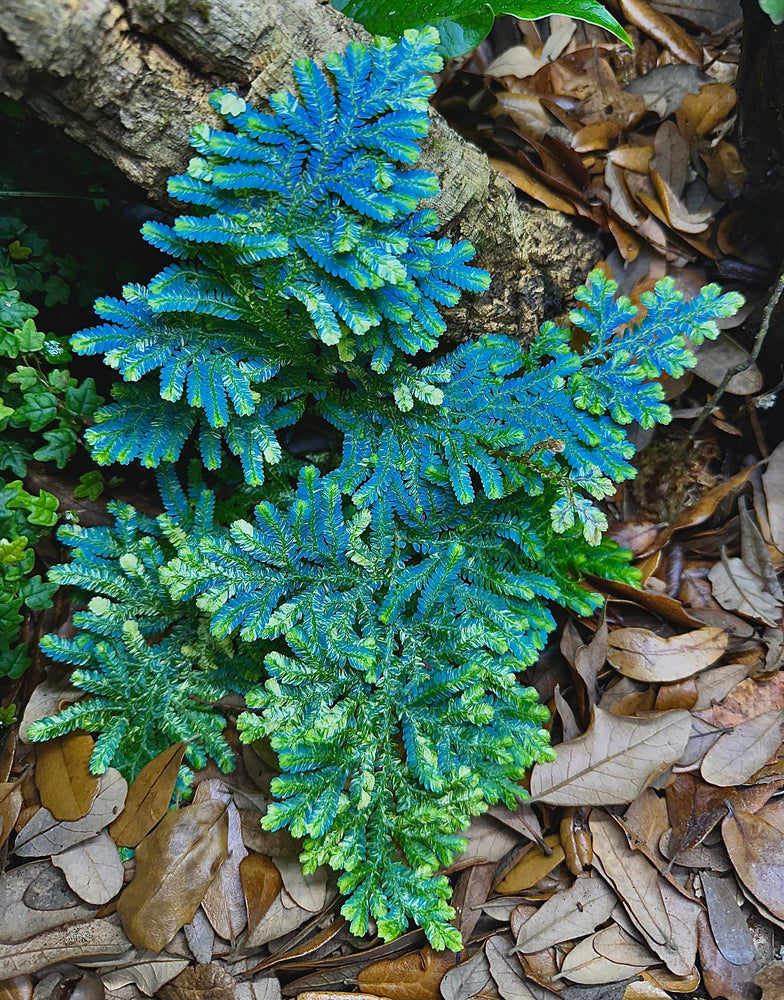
331 0 631 58
0 237 103 678
28 29 741 948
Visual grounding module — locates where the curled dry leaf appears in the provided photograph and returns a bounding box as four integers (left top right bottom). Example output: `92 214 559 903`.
529 707 691 806
35 733 100 822
495 834 564 893
109 742 187 848
15 769 127 857
51 831 124 905
240 853 283 940
701 708 784 786
357 945 455 1000
193 780 248 941
618 0 702 64
721 808 784 921
116 800 228 951
513 875 617 953
607 626 727 683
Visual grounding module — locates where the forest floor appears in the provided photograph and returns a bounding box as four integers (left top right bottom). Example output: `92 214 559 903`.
1 4 783 1000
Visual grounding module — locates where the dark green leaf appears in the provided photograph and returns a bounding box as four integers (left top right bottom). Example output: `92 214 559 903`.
33 426 78 468
333 0 631 56
64 378 102 419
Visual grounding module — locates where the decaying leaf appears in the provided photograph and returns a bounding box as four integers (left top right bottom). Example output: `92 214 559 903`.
0 918 129 980
357 945 454 1000
274 855 328 912
700 871 755 967
116 800 228 951
158 961 237 1000
34 733 100 822
193 780 248 941
529 707 691 805
762 440 784 556
108 742 186 848
700 709 784 786
607 626 727 682
721 807 784 921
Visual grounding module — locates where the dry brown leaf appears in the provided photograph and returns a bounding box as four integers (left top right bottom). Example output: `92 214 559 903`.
440 946 492 1000
240 852 283 939
700 709 784 786
0 917 129 980
513 874 616 953
560 806 593 875
489 158 578 214
244 891 311 948
0 782 21 851
707 672 784 728
357 945 454 1000
158 961 237 1000
274 855 328 913
624 982 670 1000
193 780 248 941
0 861 95 944
692 336 764 395
762 440 784 556
485 935 539 999
558 925 656 984
693 662 749 710
495 834 564 893
607 626 726 683
675 84 736 141
755 961 784 1000
721 808 784 921
529 707 691 806
460 813 522 863
102 954 190 995
590 812 671 949
697 911 762 1000
451 861 494 942
619 0 702 63
15 769 127 857
35 733 100 822
0 976 33 1000
665 772 784 856
700 871 755 967
116 800 228 951
609 146 654 174
183 908 214 964
109 742 186 848
51 831 124 905
708 556 783 627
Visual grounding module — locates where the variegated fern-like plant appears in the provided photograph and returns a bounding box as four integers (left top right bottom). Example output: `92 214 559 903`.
28 28 742 949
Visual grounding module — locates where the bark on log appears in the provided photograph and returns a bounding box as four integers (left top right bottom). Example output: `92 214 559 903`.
0 0 601 342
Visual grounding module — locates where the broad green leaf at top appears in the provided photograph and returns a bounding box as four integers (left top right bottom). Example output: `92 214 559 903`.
331 0 632 58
